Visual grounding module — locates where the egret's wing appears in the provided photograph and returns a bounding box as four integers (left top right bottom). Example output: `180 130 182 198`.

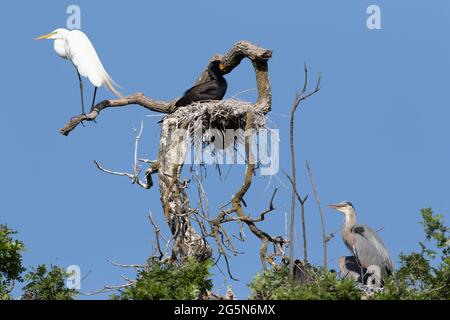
65 31 103 86
354 224 394 274
66 30 122 97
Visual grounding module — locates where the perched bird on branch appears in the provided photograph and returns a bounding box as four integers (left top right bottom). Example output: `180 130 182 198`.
35 28 122 115
328 201 394 286
175 60 228 108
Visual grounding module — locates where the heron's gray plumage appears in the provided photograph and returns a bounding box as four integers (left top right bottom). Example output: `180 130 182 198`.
328 201 394 284
353 224 394 278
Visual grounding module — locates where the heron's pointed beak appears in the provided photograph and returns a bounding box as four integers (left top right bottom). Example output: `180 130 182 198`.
34 33 53 40
327 203 344 210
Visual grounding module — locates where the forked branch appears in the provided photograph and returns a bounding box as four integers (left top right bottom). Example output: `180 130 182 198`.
288 64 321 277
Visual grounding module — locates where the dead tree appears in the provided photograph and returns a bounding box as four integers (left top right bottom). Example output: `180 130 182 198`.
60 41 287 269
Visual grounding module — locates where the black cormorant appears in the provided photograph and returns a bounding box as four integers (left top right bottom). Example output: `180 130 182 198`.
175 60 228 108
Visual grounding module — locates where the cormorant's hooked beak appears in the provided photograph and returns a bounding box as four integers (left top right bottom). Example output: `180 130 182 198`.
34 32 54 40
219 62 226 71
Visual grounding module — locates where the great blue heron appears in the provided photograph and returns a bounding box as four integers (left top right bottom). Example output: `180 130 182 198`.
328 201 394 285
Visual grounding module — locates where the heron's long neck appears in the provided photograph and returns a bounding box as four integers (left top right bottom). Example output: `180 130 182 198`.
342 211 357 251
343 211 356 234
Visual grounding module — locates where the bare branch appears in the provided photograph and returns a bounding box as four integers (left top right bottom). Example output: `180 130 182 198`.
60 93 177 136
81 281 136 297
93 160 155 189
218 112 287 270
306 160 328 271
133 121 144 177
376 227 385 233
283 170 308 205
107 259 144 269
148 212 165 260
288 64 321 277
94 160 135 179
93 122 158 189
60 40 272 136
326 226 342 243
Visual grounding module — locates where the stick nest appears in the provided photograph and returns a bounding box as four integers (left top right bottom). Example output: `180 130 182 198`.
163 99 267 132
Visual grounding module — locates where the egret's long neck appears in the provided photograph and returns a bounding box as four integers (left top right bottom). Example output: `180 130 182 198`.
53 39 67 59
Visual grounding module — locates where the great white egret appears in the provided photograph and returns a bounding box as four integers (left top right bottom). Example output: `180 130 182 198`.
35 28 122 115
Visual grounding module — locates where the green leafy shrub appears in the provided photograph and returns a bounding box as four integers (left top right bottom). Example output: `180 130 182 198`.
113 258 213 300
3 207 448 300
250 208 449 300
248 264 363 300
0 224 25 300
373 208 449 300
21 265 76 300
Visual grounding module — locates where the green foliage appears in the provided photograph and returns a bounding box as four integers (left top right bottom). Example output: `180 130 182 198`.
0 224 25 300
373 208 449 300
21 265 76 300
113 258 213 300
3 208 448 300
248 265 363 300
1 224 75 300
250 208 449 300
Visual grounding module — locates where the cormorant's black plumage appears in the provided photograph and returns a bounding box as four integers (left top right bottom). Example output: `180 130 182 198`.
175 60 228 108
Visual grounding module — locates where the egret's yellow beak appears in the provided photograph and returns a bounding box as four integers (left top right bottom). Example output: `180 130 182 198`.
34 32 53 40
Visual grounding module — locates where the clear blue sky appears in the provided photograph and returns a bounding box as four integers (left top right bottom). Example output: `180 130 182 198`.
1 0 449 299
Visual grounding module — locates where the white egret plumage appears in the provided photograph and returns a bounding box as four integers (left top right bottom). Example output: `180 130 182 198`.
35 28 122 115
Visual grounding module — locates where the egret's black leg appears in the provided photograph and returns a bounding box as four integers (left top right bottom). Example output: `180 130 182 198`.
91 87 98 124
76 71 85 115
91 87 98 111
